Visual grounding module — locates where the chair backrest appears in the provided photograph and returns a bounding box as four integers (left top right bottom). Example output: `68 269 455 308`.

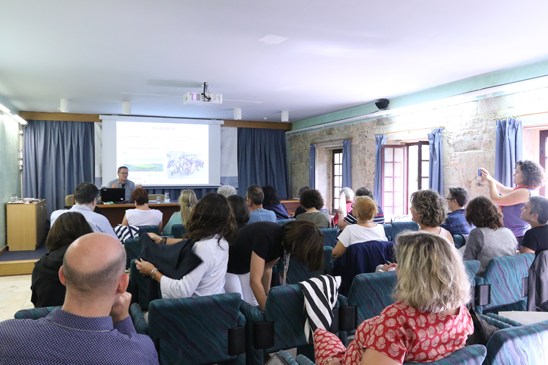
321 228 338 248
171 224 187 238
464 260 481 286
334 240 395 296
390 221 420 239
14 306 59 319
484 320 548 365
124 237 140 269
277 218 295 226
285 246 334 284
527 250 548 311
148 293 245 365
130 259 153 310
383 224 394 241
138 225 160 235
476 253 534 314
65 194 74 206
403 344 487 365
348 271 397 323
453 234 467 249
148 194 165 201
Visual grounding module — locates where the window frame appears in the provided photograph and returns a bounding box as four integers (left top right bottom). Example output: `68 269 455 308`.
332 148 343 212
539 130 548 197
381 145 408 216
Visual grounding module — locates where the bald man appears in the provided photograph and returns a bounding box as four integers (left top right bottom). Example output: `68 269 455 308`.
0 233 159 364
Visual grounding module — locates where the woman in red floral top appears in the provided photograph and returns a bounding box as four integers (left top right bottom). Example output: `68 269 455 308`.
314 231 473 365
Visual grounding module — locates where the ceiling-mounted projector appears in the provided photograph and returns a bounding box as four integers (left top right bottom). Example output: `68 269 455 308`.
183 92 222 105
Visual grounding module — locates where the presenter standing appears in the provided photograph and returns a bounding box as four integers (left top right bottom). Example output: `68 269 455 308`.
107 166 141 202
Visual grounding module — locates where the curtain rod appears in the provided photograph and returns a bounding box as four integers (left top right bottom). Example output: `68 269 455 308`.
493 111 548 120
375 127 445 136
313 137 353 144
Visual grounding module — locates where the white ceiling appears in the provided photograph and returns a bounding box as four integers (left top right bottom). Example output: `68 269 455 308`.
1 0 548 122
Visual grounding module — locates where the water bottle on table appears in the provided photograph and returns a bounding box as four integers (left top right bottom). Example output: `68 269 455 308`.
164 192 170 203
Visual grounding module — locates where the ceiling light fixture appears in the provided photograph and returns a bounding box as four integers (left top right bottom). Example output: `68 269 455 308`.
59 99 70 113
0 103 10 114
122 101 131 114
259 34 288 45
12 115 27 125
281 111 289 122
234 108 242 120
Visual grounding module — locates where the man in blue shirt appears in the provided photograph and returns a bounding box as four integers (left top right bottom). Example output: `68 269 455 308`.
442 187 473 236
247 185 277 224
0 233 159 364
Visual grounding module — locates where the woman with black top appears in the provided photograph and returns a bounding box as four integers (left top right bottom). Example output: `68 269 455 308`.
225 220 324 310
31 212 94 307
520 196 548 255
262 185 289 220
227 195 250 229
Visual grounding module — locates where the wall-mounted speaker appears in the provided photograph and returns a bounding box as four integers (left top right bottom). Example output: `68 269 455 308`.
375 99 389 110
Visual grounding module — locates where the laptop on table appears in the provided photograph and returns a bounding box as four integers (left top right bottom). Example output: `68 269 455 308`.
101 188 126 203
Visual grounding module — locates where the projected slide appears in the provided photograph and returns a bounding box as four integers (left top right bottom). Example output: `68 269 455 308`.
116 122 209 185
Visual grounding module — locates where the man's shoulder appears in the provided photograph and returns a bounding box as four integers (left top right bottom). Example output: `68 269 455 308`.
126 180 136 188
106 179 117 186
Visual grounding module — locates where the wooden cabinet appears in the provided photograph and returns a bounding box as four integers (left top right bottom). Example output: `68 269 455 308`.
7 200 47 251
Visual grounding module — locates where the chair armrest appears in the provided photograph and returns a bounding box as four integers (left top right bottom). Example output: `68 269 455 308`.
129 303 149 335
296 354 315 365
478 313 513 330
484 312 523 327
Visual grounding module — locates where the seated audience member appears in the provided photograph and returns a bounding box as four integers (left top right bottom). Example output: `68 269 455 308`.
51 182 117 238
520 196 548 255
217 185 237 198
162 189 197 235
294 186 311 217
262 185 290 220
410 189 454 244
107 166 141 202
122 188 163 230
334 187 355 227
137 193 237 299
295 189 331 228
31 212 93 307
442 187 473 236
338 187 384 231
463 196 516 275
246 185 277 224
314 231 473 365
225 220 324 310
481 160 545 248
228 195 250 229
332 197 387 258
0 233 159 364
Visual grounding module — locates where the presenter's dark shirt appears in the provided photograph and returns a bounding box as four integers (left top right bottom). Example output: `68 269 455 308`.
441 209 473 236
522 225 548 255
0 308 159 364
228 222 284 274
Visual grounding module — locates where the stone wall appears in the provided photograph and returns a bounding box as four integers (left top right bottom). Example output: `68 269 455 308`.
288 87 548 213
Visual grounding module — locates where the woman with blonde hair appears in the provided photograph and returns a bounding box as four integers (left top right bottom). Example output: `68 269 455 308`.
314 231 473 365
410 189 454 244
162 189 198 235
332 196 387 259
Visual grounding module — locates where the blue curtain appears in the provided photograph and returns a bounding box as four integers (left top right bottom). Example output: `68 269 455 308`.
309 144 316 189
428 128 444 195
237 128 290 198
495 118 523 187
23 120 95 217
374 135 386 207
342 139 352 188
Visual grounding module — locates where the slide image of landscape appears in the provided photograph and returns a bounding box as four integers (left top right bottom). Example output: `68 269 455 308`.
125 159 164 172
167 152 206 180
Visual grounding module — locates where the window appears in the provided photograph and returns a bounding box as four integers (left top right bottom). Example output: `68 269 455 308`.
540 130 548 197
382 142 430 217
332 149 343 211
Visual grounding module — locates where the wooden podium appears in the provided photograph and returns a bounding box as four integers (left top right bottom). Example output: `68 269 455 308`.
7 200 47 251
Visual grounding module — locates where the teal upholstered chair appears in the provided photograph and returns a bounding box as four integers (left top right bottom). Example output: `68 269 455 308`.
14 306 59 319
453 234 467 249
474 253 534 314
390 221 419 238
138 225 160 235
133 293 246 365
321 228 338 248
277 218 295 226
124 237 140 269
130 259 162 310
171 224 187 238
383 224 394 241
484 320 548 364
129 303 148 335
347 271 397 323
240 284 341 365
281 246 334 284
464 260 480 286
278 345 487 365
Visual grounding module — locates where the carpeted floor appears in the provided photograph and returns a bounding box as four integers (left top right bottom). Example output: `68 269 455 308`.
0 243 47 262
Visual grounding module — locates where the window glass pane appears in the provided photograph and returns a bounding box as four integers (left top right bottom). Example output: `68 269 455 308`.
421 178 429 189
422 144 429 160
384 148 393 162
384 206 393 214
393 162 402 177
385 193 393 207
384 178 393 192
421 161 429 177
336 176 342 188
394 177 403 191
394 192 403 207
333 153 339 164
394 148 404 162
384 163 393 177
335 165 341 176
334 198 339 210
395 206 404 215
